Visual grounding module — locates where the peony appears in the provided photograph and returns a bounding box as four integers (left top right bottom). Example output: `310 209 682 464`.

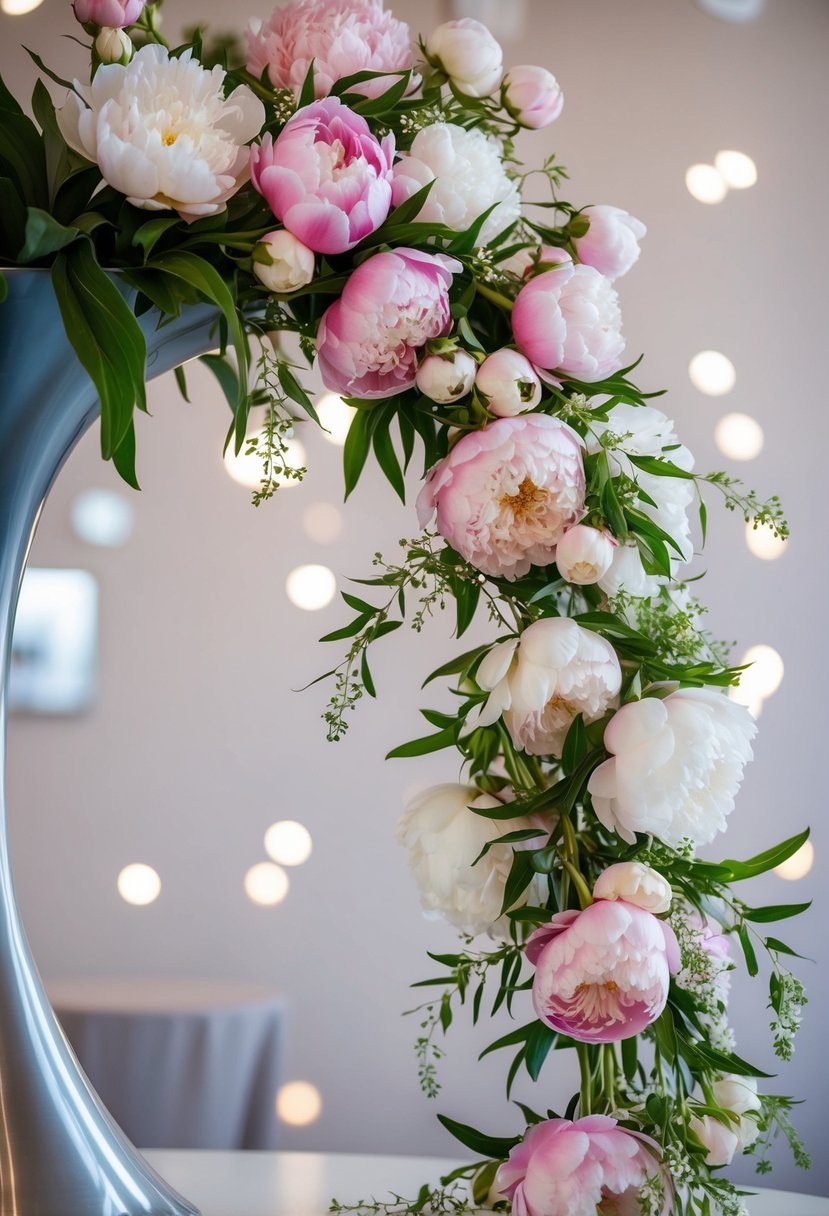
397 783 546 937
95 26 132 65
73 0 144 27
415 351 477 404
589 403 696 595
527 900 680 1042
512 261 625 381
472 618 622 758
253 230 316 293
555 524 617 586
475 348 541 417
502 65 564 129
574 205 647 281
495 1116 669 1216
690 1076 761 1166
58 45 265 222
246 0 413 100
250 97 394 255
392 123 521 245
315 247 458 399
593 861 672 914
416 415 585 581
425 18 503 98
588 689 757 848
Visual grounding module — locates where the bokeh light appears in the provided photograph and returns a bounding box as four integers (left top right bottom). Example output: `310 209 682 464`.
316 393 355 446
774 841 814 881
685 164 728 204
286 564 336 611
117 864 161 907
715 150 758 189
714 413 764 461
244 862 289 906
303 502 344 545
224 435 306 490
276 1081 322 1126
745 521 787 561
264 821 313 867
689 350 736 396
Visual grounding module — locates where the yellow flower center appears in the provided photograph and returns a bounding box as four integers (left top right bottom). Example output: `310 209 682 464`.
500 476 548 520
162 131 178 146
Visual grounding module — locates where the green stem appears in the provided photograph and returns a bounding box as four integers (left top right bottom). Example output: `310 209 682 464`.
601 1044 616 1111
475 280 514 313
577 1043 593 1116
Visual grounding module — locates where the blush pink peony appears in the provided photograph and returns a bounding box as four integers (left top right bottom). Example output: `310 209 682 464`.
502 64 564 129
315 247 459 398
573 204 647 280
495 1115 670 1216
73 0 145 27
250 97 394 254
416 415 585 580
512 260 625 382
246 0 412 100
527 900 680 1043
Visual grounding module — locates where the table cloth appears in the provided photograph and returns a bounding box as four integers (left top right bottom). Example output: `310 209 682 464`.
144 1150 829 1216
49 977 284 1150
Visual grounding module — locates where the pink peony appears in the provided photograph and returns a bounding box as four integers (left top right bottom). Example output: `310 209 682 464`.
251 97 394 255
502 64 564 129
416 415 585 580
574 205 647 281
246 0 412 100
315 247 459 399
73 0 145 26
495 1116 670 1216
512 261 625 382
527 900 680 1043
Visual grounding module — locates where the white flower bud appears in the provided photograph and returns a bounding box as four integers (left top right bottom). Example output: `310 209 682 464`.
593 861 672 914
415 350 477 404
253 230 315 294
555 524 616 585
476 348 541 417
425 18 503 98
95 26 133 65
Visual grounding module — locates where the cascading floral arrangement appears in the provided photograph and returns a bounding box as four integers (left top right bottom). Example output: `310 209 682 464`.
0 1 812 1213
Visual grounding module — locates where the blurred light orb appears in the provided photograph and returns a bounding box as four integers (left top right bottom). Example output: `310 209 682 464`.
715 149 758 189
224 434 306 490
714 412 764 461
774 841 814 881
286 564 336 611
689 350 736 395
244 862 289 906
738 644 784 701
316 393 355 446
71 489 135 548
117 864 161 907
745 521 787 561
696 0 765 21
1 0 45 12
303 501 344 545
265 820 313 867
685 164 728 204
276 1081 322 1126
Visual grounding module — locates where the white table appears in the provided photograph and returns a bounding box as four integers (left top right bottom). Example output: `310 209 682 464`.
143 1150 829 1215
49 978 284 1149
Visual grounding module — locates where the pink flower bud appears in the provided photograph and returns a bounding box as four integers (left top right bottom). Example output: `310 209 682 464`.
415 351 476 404
555 524 616 585
73 0 145 29
476 348 541 417
573 204 647 280
502 64 564 129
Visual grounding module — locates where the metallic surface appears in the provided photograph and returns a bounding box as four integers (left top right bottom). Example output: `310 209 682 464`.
0 270 218 1215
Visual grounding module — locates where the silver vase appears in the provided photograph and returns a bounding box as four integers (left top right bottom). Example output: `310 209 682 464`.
0 269 220 1215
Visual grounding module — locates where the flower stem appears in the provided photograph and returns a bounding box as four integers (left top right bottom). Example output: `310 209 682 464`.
475 280 514 313
577 1043 593 1116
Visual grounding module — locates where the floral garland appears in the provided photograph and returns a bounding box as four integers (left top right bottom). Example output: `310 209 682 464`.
0 1 810 1213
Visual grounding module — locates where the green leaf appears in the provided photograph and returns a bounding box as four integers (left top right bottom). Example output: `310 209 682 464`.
721 829 811 881
133 217 181 259
0 177 26 257
742 902 811 924
0 271 7 303
297 59 316 108
341 591 378 615
499 850 535 916
360 649 376 698
561 714 588 776
319 614 373 643
200 353 239 413
343 406 377 498
764 937 811 961
51 244 147 463
112 419 139 490
372 404 405 502
278 362 320 424
738 924 759 977
436 1114 519 1161
479 1022 534 1060
386 724 457 759
422 644 490 687
627 453 695 480
0 107 47 207
352 71 412 116
17 207 78 263
525 1022 556 1081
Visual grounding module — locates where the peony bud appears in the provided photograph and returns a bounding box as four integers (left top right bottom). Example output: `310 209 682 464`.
425 18 503 98
689 1114 740 1167
593 861 672 914
74 0 146 28
415 350 477 404
573 205 647 281
95 26 133 65
555 524 616 585
502 64 564 129
253 230 315 294
476 348 541 417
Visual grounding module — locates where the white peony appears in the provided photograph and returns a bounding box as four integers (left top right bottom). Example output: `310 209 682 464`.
253 229 315 293
392 123 521 245
416 350 477 403
555 524 617 586
690 1076 761 1166
425 18 503 98
397 783 546 937
475 348 541 417
588 404 696 598
473 618 622 758
588 689 756 847
58 44 265 222
592 860 672 914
